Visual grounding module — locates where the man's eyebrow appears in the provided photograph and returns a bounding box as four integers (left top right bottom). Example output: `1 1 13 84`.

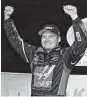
42 34 46 36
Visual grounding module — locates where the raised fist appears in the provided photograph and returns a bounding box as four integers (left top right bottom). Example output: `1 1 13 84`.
4 6 14 20
63 5 78 20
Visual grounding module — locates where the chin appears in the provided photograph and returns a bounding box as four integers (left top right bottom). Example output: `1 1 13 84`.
44 46 53 50
42 44 56 50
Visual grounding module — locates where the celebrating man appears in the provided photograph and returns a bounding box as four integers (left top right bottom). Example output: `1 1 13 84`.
4 5 87 96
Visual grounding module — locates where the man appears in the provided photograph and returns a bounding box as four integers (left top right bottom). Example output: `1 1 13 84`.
4 5 87 96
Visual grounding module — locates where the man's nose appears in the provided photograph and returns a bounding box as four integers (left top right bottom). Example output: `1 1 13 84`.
45 37 49 41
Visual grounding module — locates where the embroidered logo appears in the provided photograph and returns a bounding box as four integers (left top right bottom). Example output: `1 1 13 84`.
33 65 56 88
76 32 81 41
45 26 53 30
33 54 39 62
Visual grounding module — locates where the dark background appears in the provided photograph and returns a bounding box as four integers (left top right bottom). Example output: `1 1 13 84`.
1 0 87 74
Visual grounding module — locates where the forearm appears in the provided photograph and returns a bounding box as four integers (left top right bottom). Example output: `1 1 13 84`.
4 18 29 63
71 17 87 61
73 17 87 45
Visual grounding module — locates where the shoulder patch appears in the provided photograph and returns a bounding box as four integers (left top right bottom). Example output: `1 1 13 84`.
36 47 44 53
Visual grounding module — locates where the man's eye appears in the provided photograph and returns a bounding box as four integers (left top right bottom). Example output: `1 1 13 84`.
49 35 54 38
42 36 46 38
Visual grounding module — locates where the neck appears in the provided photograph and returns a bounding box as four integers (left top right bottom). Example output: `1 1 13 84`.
46 49 52 53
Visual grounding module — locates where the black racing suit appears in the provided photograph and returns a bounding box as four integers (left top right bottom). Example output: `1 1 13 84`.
4 17 87 96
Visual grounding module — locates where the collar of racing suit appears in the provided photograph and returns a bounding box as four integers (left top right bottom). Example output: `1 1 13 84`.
33 45 62 67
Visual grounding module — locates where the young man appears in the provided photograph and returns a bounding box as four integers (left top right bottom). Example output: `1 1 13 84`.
4 5 87 96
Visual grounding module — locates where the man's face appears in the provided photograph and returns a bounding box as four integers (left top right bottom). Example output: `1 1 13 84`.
41 31 59 50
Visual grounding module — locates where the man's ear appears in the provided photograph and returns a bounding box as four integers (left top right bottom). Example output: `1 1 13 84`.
58 36 61 42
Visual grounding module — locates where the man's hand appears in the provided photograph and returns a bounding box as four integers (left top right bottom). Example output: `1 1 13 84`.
63 5 78 20
4 6 14 20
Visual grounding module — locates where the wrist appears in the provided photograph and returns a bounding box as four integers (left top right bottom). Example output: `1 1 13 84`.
71 14 78 20
4 14 10 20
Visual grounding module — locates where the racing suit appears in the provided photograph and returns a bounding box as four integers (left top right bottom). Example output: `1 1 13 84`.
4 17 87 96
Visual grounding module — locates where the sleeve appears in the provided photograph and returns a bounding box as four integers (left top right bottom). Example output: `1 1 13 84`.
65 17 87 69
4 18 37 64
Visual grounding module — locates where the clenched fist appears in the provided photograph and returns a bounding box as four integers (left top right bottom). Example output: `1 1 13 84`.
63 5 78 20
4 6 14 20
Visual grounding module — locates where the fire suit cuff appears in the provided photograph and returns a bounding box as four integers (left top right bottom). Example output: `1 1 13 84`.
72 17 81 24
4 18 12 25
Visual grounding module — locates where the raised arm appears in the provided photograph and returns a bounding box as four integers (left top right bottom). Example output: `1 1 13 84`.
4 6 37 63
63 5 87 69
